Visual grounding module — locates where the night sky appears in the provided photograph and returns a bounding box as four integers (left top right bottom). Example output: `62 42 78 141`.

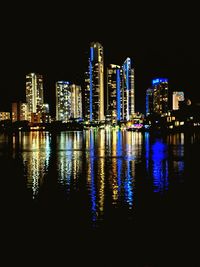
1 3 200 115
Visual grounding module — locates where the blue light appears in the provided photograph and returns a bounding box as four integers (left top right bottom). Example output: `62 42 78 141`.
90 47 94 62
116 131 122 198
146 93 149 116
89 130 97 222
116 68 121 121
152 140 169 193
124 160 133 208
58 81 69 85
145 132 150 170
152 78 168 85
89 60 93 121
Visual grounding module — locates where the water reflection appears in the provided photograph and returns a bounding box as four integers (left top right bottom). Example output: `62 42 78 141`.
145 132 185 193
87 129 139 223
16 132 51 198
168 133 185 175
0 129 190 225
56 132 82 195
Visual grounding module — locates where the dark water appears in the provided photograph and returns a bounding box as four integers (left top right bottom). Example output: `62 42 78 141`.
0 130 199 265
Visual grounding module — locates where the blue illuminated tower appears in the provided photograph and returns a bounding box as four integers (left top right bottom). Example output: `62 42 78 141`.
122 58 135 121
86 42 105 122
152 78 168 115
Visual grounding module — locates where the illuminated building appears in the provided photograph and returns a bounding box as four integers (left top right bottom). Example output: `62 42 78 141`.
56 81 71 122
84 69 90 121
26 73 44 117
152 78 168 115
42 103 49 114
12 102 28 122
172 91 184 110
41 104 51 123
106 64 122 122
0 112 10 121
122 58 135 120
56 81 82 122
69 84 82 119
146 88 154 116
31 113 41 124
85 42 105 122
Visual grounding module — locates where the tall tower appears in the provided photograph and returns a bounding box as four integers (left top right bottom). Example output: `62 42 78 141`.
152 78 168 115
89 42 105 122
69 84 82 119
122 58 135 121
26 73 44 114
106 64 122 122
56 81 71 122
84 68 90 121
56 81 82 122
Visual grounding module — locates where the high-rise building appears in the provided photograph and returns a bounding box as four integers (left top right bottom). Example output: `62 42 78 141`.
146 88 154 116
12 102 28 122
70 84 82 119
26 73 44 115
56 81 71 122
106 64 122 122
56 81 82 122
122 58 135 121
84 69 90 121
85 42 105 122
152 78 168 115
172 91 184 110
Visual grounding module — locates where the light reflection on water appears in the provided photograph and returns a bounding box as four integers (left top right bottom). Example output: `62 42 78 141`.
0 130 189 224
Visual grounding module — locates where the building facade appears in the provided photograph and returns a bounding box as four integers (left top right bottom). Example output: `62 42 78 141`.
56 81 71 122
70 84 82 120
146 88 154 116
56 81 82 122
0 112 10 121
152 78 168 115
12 102 28 122
122 58 135 121
106 64 122 122
85 42 105 122
26 73 44 114
172 91 184 110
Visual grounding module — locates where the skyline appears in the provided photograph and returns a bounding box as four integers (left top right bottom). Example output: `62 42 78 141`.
1 3 200 114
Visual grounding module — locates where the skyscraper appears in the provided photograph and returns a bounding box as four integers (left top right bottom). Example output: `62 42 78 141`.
26 73 44 114
56 81 71 122
56 81 82 122
106 64 122 122
69 84 82 119
122 58 135 121
152 78 168 115
84 68 90 121
172 91 184 110
86 42 105 122
146 88 154 116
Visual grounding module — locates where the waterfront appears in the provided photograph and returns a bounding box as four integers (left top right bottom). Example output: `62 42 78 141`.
0 129 199 264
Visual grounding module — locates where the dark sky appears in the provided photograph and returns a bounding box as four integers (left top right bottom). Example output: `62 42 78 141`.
1 2 200 115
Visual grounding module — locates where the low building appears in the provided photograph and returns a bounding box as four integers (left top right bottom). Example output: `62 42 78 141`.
0 112 10 121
